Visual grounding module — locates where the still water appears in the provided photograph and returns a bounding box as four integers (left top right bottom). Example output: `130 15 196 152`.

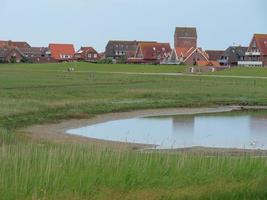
67 112 267 150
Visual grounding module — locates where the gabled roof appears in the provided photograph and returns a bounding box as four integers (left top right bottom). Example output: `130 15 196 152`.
175 47 195 58
222 46 247 62
174 47 209 62
0 40 31 48
107 40 139 46
11 41 31 48
138 42 171 60
76 47 98 54
105 40 139 57
19 47 48 55
0 41 8 48
0 47 24 58
175 27 197 38
49 43 75 60
206 50 224 61
253 34 267 55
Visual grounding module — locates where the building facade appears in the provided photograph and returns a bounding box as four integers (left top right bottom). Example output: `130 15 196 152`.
19 47 54 63
168 47 209 65
75 47 100 62
238 34 267 67
174 27 197 49
129 42 171 64
105 40 139 60
219 46 247 66
206 50 224 62
0 47 24 63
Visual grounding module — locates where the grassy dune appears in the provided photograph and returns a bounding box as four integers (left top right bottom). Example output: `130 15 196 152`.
1 63 267 199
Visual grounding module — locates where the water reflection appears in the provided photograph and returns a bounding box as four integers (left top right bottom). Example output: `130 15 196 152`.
67 113 267 150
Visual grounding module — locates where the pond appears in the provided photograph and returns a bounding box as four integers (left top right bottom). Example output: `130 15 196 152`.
66 111 267 150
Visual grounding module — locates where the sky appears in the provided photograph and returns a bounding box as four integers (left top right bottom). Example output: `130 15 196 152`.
1 0 266 52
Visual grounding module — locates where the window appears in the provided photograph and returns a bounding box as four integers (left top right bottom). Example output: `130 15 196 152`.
94 54 97 58
252 40 256 48
88 54 92 58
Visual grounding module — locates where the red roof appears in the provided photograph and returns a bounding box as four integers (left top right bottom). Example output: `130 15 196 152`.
138 42 171 60
0 40 30 48
254 34 267 55
175 47 195 58
197 60 220 67
49 43 75 60
174 47 209 61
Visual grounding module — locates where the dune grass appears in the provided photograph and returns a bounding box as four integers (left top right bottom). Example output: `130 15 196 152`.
1 63 267 199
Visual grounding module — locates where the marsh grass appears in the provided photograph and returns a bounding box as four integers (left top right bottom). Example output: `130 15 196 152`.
0 143 267 200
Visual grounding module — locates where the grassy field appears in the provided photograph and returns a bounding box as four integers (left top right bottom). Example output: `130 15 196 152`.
1 63 267 200
210 67 267 77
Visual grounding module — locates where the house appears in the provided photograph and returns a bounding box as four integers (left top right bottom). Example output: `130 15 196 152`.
105 40 139 60
174 27 197 49
19 47 55 63
238 34 267 67
0 40 31 48
206 50 224 62
49 43 75 61
129 42 171 64
169 27 209 65
0 47 24 63
168 47 209 65
75 47 100 62
219 46 247 66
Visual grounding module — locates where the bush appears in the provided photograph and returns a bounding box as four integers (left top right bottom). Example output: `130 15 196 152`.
0 59 7 63
97 58 113 64
21 57 32 63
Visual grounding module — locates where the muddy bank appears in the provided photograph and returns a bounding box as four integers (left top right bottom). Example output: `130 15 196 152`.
24 106 267 154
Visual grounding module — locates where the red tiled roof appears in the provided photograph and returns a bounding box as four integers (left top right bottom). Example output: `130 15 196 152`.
138 42 171 60
174 47 209 63
254 34 267 55
0 41 8 48
49 43 75 60
0 40 30 48
175 47 195 58
197 60 220 67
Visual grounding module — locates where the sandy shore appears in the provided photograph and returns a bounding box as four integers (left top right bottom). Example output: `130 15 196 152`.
24 106 267 155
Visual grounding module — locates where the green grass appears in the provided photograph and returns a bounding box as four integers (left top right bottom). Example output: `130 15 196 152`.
209 67 267 77
0 62 187 73
1 63 267 199
1 144 267 200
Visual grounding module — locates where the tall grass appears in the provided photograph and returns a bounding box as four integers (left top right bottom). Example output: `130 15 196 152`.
0 143 267 200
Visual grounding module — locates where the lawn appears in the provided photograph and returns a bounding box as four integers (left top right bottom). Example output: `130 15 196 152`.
1 63 267 200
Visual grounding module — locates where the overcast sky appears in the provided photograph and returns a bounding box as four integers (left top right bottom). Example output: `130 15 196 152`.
1 0 266 52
